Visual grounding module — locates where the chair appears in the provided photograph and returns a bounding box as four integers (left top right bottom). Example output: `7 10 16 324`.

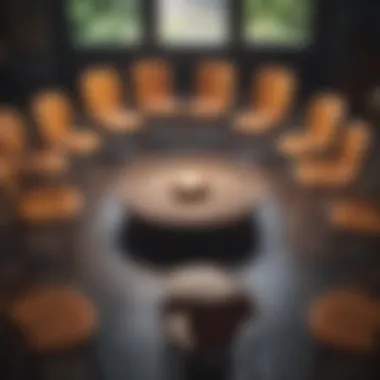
308 289 380 353
9 285 98 353
0 155 18 202
294 120 371 188
189 60 236 118
328 198 380 235
132 59 178 116
31 89 101 156
0 107 27 160
0 107 68 177
80 66 142 133
278 93 347 158
235 65 297 134
17 186 85 225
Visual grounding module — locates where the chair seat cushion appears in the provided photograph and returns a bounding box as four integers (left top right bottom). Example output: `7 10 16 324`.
9 285 98 353
18 186 84 224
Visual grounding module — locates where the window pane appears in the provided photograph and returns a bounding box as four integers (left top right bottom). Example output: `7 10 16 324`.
245 0 313 46
68 0 141 47
158 0 229 47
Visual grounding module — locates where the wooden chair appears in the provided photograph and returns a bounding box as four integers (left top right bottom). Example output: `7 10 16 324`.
31 89 101 156
132 59 178 116
278 93 347 158
0 107 27 159
328 198 380 235
189 60 236 118
0 155 18 203
308 289 380 353
235 65 297 134
294 120 371 188
9 285 98 353
0 107 68 177
80 66 142 133
17 186 84 225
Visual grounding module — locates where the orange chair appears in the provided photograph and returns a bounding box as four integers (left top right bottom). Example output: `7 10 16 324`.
9 285 98 353
31 89 101 156
278 93 347 158
80 66 142 133
328 198 380 235
0 155 18 202
18 186 85 225
132 59 178 116
0 107 68 177
308 289 380 353
235 65 297 134
294 120 371 188
0 107 27 160
189 60 237 118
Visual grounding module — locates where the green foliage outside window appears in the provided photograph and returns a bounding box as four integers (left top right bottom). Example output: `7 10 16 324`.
245 0 313 46
67 0 313 48
68 0 141 47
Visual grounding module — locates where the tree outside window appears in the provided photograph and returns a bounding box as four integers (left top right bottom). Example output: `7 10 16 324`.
245 0 313 46
68 0 141 47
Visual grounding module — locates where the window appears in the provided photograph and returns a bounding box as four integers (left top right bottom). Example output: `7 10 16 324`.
244 0 313 46
157 0 229 47
68 0 142 47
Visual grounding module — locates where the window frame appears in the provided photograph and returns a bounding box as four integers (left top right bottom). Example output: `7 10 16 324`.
50 0 336 97
57 0 320 54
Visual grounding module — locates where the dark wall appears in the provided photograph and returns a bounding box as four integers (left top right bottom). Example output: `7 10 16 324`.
342 0 380 119
0 0 59 105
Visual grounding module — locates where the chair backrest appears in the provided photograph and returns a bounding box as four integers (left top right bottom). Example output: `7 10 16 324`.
196 60 236 108
0 107 26 159
341 120 371 169
254 66 297 120
31 90 73 145
80 66 123 117
306 93 347 143
132 59 174 106
331 200 380 227
0 154 19 203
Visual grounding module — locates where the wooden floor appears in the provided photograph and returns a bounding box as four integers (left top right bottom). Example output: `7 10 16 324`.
1 116 380 380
